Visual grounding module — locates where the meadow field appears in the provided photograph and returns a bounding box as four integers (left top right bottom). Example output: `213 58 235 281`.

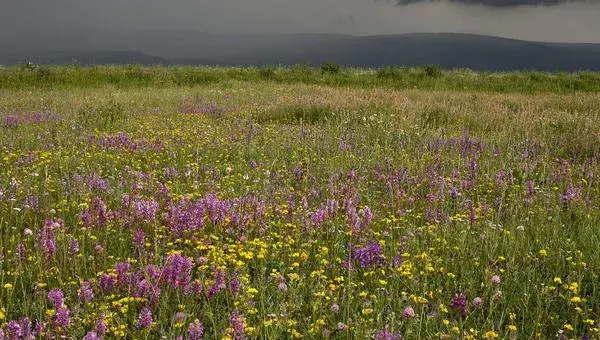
0 66 599 339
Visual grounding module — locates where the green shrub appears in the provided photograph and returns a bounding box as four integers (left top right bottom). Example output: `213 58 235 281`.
424 65 443 78
259 67 277 80
321 62 341 75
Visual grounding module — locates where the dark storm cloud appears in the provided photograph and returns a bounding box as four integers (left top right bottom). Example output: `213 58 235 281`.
394 0 569 6
1 0 600 44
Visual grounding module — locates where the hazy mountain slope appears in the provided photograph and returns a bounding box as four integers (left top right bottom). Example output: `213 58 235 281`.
0 50 169 66
2 33 600 71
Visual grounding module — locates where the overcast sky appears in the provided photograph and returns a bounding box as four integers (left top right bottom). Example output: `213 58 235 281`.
1 0 600 42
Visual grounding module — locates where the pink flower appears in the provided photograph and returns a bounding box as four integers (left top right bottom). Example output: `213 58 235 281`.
491 275 501 285
403 306 416 318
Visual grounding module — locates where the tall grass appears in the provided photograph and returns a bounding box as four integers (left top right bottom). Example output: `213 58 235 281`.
1 64 600 93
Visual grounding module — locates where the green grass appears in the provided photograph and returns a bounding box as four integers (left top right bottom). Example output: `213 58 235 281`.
2 64 600 93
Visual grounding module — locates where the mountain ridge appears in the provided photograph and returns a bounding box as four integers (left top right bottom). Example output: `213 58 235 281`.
2 33 600 71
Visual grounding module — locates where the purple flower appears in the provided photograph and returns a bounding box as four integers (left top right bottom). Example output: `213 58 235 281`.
359 206 373 228
188 320 204 340
230 277 240 295
48 288 64 308
491 275 501 285
472 297 483 307
95 316 107 335
7 320 21 339
83 331 99 340
34 321 45 337
138 307 153 329
54 307 70 328
38 222 57 261
18 317 33 340
162 253 193 290
98 273 116 292
330 303 340 313
115 261 131 285
376 328 403 340
133 229 145 249
526 180 535 198
133 199 159 223
68 238 79 255
208 268 226 298
78 280 94 303
353 240 385 268
450 293 468 317
16 243 26 260
229 310 246 339
562 185 581 204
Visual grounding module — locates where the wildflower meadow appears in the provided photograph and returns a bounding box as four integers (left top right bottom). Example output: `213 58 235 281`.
0 66 599 339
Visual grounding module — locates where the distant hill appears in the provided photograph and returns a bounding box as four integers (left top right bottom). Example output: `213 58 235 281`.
2 33 600 71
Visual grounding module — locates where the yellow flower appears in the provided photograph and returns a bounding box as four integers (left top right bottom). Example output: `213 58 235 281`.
508 325 517 332
539 249 548 257
3 283 13 289
564 324 574 331
0 308 5 320
553 277 562 284
483 330 499 339
570 296 581 303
